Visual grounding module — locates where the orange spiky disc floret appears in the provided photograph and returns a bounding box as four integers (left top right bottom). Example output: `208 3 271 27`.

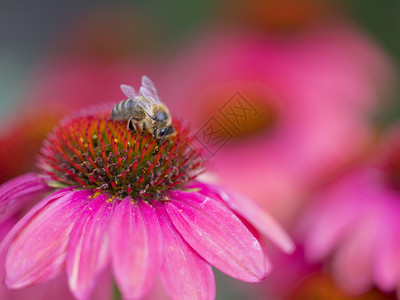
37 111 204 200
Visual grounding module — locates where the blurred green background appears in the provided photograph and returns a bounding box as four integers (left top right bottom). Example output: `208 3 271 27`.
0 0 399 118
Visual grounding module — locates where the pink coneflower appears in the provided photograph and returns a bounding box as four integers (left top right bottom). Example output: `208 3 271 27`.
0 80 293 300
299 127 400 297
161 24 394 226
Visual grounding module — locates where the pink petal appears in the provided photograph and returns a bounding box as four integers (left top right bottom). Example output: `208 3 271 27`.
300 187 367 261
0 216 17 242
157 207 215 300
109 198 163 299
0 188 73 253
372 199 400 291
67 193 116 300
332 213 377 295
0 273 76 300
165 190 266 282
0 173 51 222
192 182 294 254
0 269 111 300
5 189 92 288
90 268 113 300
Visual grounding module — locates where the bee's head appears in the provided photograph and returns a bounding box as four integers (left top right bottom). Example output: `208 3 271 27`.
155 126 175 140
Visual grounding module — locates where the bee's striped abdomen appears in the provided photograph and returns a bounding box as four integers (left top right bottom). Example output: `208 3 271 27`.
111 100 128 120
111 99 145 121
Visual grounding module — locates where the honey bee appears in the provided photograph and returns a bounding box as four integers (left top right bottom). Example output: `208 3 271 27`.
111 75 175 141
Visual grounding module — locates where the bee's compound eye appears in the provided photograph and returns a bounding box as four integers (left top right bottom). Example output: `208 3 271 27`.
157 128 168 138
157 126 175 139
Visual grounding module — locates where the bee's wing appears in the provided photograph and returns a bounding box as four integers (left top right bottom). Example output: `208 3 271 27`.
133 96 156 119
120 84 140 99
140 75 162 104
121 83 155 118
121 84 154 118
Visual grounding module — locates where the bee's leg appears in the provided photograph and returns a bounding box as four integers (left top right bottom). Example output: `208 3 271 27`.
136 122 146 136
153 138 167 155
127 118 137 132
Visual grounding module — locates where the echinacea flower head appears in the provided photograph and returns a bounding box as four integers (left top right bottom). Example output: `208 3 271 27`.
38 111 200 201
0 77 293 300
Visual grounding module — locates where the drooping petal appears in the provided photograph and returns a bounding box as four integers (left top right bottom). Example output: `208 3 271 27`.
0 216 17 242
90 268 113 300
0 188 74 253
166 190 266 282
67 193 116 300
157 207 215 300
0 173 51 222
192 182 294 254
0 273 76 300
110 197 163 299
5 189 92 288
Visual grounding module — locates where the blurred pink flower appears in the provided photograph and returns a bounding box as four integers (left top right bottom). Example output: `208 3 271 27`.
284 272 396 300
160 24 394 226
209 242 396 299
299 127 400 296
0 111 62 183
0 81 293 300
255 246 395 300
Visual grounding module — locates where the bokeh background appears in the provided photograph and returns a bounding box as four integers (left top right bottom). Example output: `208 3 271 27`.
1 0 400 299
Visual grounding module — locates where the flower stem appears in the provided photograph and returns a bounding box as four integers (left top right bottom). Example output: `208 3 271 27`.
113 281 122 300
